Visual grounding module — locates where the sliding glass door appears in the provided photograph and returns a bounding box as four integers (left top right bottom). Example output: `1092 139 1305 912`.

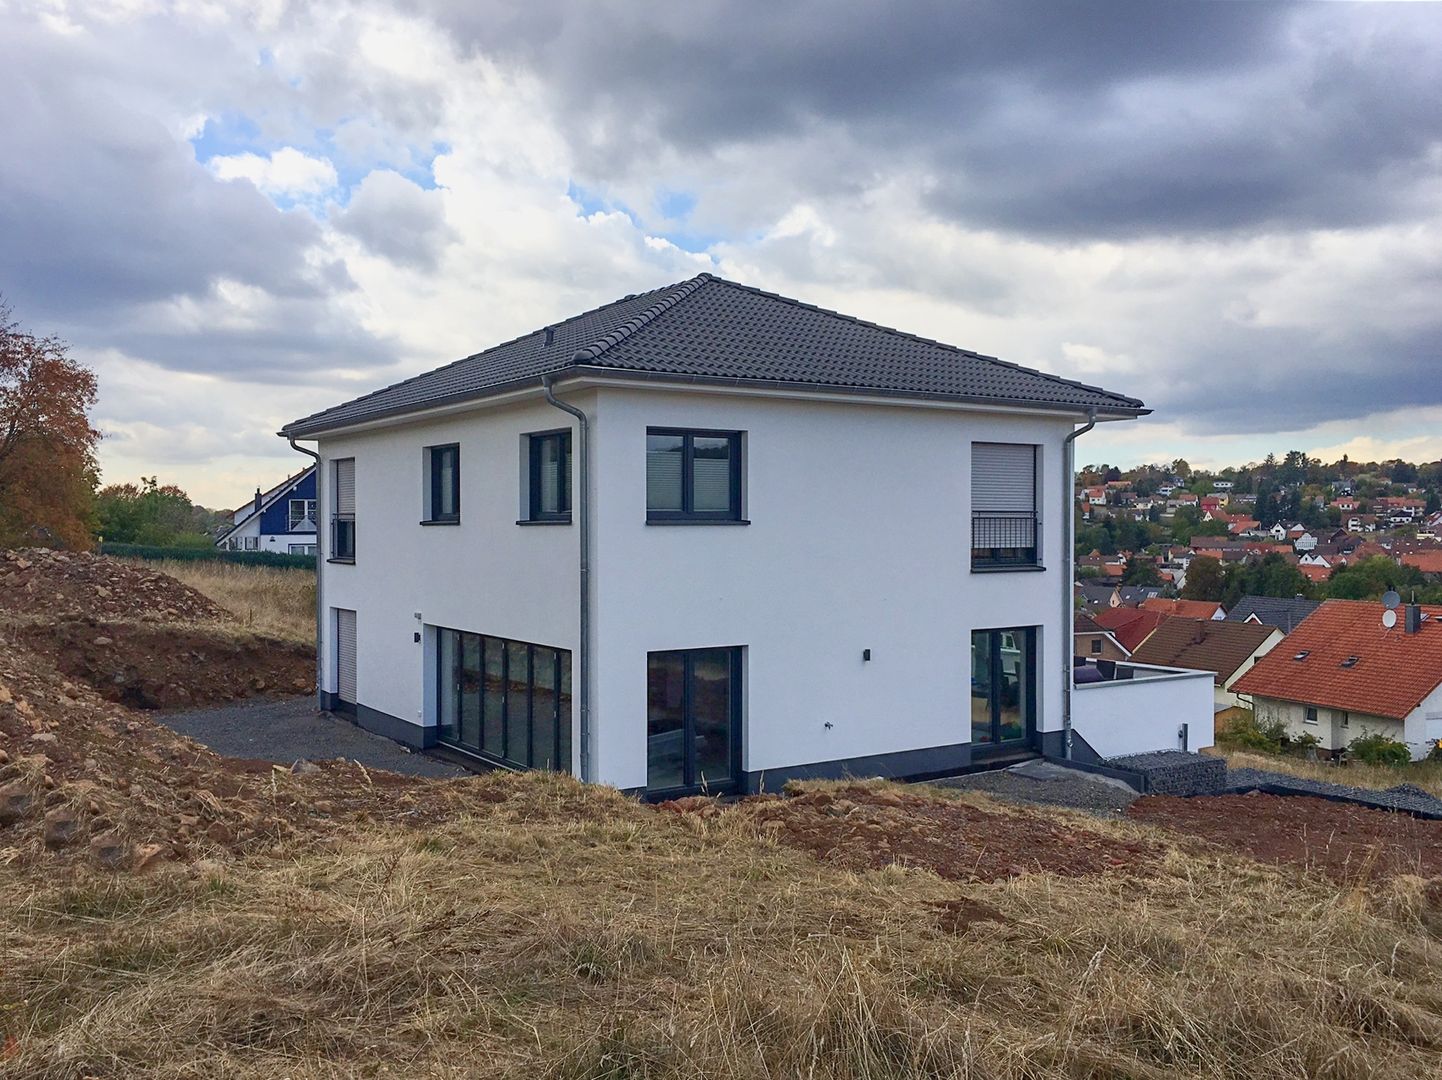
970 627 1036 750
435 627 572 772
647 648 742 796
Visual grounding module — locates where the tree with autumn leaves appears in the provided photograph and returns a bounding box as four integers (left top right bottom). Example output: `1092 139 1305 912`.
0 300 100 549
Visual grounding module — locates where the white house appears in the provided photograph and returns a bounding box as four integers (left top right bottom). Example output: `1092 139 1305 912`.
1234 600 1442 760
282 274 1157 797
215 466 318 554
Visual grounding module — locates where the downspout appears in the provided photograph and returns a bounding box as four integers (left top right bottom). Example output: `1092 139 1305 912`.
287 435 324 707
542 373 592 783
1060 409 1097 760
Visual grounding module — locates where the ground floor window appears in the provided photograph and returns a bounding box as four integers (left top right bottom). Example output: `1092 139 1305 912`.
288 543 317 555
435 627 571 771
970 627 1035 748
647 647 742 795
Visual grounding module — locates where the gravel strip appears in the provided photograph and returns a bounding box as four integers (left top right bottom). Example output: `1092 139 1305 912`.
157 695 469 778
927 768 1139 815
1222 766 1442 819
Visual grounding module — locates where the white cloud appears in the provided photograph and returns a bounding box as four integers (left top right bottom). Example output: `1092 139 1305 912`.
209 147 339 199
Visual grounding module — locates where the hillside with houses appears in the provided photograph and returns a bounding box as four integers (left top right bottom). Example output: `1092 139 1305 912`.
1074 451 1442 607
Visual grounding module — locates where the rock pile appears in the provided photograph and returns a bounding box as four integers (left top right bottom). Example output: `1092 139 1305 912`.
0 548 228 623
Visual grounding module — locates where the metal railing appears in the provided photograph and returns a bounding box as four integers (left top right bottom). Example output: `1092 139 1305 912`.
971 510 1040 567
331 513 356 561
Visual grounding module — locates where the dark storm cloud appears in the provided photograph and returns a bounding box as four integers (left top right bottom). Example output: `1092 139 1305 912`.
425 0 1442 240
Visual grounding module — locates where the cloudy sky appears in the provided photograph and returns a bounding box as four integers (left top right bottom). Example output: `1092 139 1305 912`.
3 0 1440 506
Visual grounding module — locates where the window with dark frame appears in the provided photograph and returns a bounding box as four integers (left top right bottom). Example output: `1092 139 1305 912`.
646 646 742 795
526 431 571 522
645 428 742 521
425 444 460 523
971 442 1039 569
435 626 571 772
331 458 356 562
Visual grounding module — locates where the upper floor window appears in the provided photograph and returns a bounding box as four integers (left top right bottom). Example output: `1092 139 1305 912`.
646 428 743 522
526 430 571 523
331 457 356 562
971 442 1039 570
288 498 318 531
425 444 460 523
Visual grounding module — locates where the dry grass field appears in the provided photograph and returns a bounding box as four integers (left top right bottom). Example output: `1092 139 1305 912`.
4 775 1442 1079
1218 749 1442 800
141 559 316 644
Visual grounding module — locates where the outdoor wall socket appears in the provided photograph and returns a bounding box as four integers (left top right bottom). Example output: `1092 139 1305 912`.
413 632 421 643
862 648 871 662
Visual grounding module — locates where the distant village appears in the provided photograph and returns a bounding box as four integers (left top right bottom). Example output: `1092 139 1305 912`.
1074 451 1442 604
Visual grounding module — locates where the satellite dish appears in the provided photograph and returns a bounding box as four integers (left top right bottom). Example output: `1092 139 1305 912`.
1383 590 1402 610
1382 609 1398 629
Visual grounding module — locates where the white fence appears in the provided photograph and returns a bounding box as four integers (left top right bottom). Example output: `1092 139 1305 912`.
1072 662 1216 759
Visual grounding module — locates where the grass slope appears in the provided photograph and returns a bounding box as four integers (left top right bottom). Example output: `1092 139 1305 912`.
3 774 1441 1079
141 560 317 645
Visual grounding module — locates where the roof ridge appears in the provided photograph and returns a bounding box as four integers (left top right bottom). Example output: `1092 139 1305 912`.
572 274 713 363
283 281 682 431
688 276 1146 410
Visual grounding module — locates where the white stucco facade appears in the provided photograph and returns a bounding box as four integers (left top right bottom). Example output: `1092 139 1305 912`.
310 379 1099 792
1253 683 1442 760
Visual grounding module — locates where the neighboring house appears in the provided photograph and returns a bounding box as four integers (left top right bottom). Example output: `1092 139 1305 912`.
1129 618 1284 712
1091 607 1172 653
215 466 319 555
280 273 1149 795
1074 613 1130 661
1233 600 1442 760
1225 595 1321 634
1140 597 1226 621
1401 550 1442 576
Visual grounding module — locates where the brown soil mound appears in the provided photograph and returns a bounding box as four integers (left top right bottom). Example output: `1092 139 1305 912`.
19 619 313 710
671 785 1156 883
0 548 228 623
1128 792 1442 883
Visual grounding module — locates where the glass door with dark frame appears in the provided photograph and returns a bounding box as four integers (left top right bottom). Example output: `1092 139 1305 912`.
647 647 742 796
970 627 1036 750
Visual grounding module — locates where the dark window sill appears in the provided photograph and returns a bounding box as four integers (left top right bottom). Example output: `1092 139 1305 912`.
646 518 751 526
517 517 572 526
970 563 1046 574
326 557 356 565
420 519 460 526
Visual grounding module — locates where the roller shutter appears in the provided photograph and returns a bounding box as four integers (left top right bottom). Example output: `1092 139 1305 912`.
971 443 1036 511
335 608 357 705
334 458 355 515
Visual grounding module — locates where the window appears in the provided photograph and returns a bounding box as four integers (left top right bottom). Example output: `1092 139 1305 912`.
646 428 743 522
435 627 571 772
1341 711 1349 728
971 442 1039 568
288 544 317 556
971 627 1036 749
1090 638 1102 654
242 536 259 551
288 498 318 532
647 647 742 795
331 458 356 561
334 608 357 714
525 431 571 522
1304 707 1319 725
425 444 460 523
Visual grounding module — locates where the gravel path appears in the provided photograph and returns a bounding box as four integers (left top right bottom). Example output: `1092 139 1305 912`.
1223 766 1442 819
928 760 1140 815
157 696 469 778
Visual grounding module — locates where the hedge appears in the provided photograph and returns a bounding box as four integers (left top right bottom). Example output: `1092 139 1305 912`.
99 543 316 570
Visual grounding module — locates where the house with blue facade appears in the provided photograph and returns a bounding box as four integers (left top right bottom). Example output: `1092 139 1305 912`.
215 466 318 555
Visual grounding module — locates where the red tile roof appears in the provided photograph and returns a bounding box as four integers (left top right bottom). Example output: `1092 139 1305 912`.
1091 608 1171 652
1232 600 1442 720
1298 564 1331 583
1401 550 1442 574
1140 597 1225 621
1130 618 1280 684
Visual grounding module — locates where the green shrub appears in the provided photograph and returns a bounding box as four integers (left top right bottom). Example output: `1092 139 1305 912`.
1284 731 1323 758
1220 712 1288 753
1346 732 1412 767
99 543 315 570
